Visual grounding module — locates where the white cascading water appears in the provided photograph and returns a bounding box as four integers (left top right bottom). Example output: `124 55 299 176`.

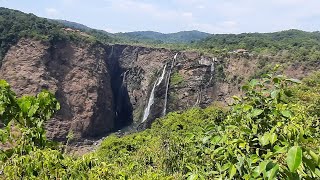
156 64 167 86
162 53 178 116
122 70 128 85
209 57 216 83
142 65 167 123
110 45 114 58
194 88 202 107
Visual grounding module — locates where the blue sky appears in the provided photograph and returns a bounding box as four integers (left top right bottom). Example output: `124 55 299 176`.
1 0 320 33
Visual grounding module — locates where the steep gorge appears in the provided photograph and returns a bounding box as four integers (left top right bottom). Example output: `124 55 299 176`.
0 38 318 142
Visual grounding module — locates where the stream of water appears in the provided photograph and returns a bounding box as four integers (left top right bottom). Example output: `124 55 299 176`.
142 65 167 123
163 53 178 116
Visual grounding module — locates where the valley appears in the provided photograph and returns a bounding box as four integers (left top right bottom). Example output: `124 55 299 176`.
0 6 319 180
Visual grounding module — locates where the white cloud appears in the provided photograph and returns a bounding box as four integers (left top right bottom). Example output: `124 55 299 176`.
182 12 193 18
196 5 205 9
35 0 320 33
220 21 238 28
104 27 117 33
45 8 59 18
62 0 77 6
190 20 239 34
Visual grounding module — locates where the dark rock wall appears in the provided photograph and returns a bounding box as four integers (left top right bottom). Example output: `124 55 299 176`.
0 39 115 141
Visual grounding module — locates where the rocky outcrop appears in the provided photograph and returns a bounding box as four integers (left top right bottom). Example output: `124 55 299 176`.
0 39 115 141
1 38 319 142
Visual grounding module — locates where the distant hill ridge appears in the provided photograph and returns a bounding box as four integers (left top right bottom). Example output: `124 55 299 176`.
55 19 211 43
116 30 211 43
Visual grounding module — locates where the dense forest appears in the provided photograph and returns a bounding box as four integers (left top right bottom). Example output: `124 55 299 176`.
115 30 211 43
0 7 320 179
0 7 117 64
195 30 320 62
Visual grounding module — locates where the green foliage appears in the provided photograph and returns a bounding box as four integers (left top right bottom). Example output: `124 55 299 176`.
0 80 60 160
1 70 319 179
213 73 320 179
96 106 227 179
0 7 117 65
115 30 210 44
195 29 320 61
96 72 320 179
0 8 64 63
170 72 184 86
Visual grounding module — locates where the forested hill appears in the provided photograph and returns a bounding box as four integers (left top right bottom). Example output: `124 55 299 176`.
0 7 118 64
54 19 92 31
0 7 63 62
116 30 211 43
54 20 210 44
195 30 320 60
1 6 320 63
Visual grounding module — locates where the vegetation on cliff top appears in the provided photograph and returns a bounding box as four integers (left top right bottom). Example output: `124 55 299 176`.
0 7 116 64
1 7 320 67
1 70 319 179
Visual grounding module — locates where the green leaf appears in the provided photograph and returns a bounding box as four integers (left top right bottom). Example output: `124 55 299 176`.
266 163 279 180
253 160 269 178
284 90 293 97
259 133 270 146
28 103 39 117
202 136 210 143
19 98 32 113
287 146 302 172
270 90 279 99
229 164 237 179
269 133 277 145
272 77 281 84
252 109 264 118
281 110 292 118
187 174 198 180
315 168 320 177
286 78 301 84
210 135 222 145
274 145 287 154
242 85 249 91
243 104 252 112
0 105 5 115
0 80 9 88
232 96 240 101
308 150 320 166
250 79 259 87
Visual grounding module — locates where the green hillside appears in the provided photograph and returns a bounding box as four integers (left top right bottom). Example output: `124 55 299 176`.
117 30 211 43
195 30 320 61
0 7 117 64
54 19 92 31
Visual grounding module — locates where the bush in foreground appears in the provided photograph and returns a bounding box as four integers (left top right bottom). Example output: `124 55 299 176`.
0 71 319 179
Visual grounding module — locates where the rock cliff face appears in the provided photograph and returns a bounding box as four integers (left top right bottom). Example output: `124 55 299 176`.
1 38 318 141
0 39 115 141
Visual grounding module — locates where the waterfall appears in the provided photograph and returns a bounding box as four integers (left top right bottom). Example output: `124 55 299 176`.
209 57 216 83
162 53 178 116
156 64 167 86
142 65 167 123
109 45 114 58
194 88 202 107
122 71 128 84
141 78 158 123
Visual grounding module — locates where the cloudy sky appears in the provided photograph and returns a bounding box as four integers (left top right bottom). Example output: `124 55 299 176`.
1 0 320 33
